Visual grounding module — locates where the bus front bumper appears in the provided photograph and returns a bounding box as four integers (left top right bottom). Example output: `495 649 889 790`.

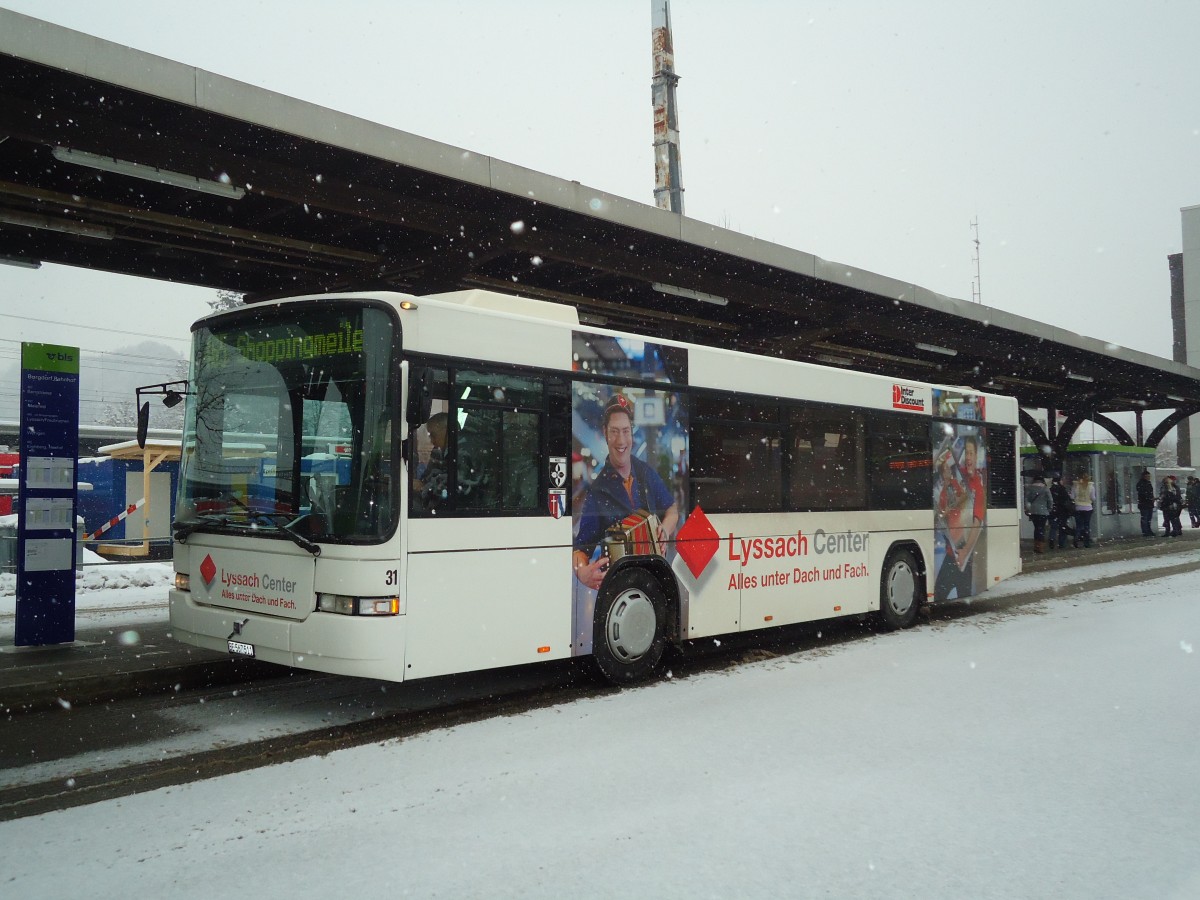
169 589 408 681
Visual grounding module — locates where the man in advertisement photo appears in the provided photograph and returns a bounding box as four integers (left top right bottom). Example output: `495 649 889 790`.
572 393 679 590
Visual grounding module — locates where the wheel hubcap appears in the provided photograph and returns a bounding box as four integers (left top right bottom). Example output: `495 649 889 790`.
606 588 657 661
887 562 916 615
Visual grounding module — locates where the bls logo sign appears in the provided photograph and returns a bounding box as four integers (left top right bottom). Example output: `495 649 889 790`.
45 351 75 363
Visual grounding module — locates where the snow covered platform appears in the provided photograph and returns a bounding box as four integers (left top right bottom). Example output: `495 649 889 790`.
0 560 287 713
1 532 1199 715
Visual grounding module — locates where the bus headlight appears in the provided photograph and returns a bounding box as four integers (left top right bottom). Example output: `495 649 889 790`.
317 593 354 615
175 572 190 592
317 593 402 616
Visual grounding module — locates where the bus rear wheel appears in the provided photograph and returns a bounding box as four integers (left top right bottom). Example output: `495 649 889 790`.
878 548 922 630
592 568 667 685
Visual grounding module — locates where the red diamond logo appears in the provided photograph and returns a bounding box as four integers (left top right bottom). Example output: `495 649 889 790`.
676 506 720 579
199 553 217 587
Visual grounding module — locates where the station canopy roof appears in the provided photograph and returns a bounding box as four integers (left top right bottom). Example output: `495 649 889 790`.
2 8 1199 425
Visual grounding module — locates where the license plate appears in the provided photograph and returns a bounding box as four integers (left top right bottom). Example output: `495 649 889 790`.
227 639 255 658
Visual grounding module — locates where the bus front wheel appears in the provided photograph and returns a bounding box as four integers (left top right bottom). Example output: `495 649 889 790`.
592 568 667 685
878 548 922 630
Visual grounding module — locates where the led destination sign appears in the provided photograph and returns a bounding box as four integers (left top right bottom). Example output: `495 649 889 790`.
232 322 363 364
200 313 365 368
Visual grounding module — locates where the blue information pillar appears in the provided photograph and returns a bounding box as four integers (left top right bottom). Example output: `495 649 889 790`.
15 342 80 646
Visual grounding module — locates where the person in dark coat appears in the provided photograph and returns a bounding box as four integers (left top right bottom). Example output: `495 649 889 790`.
1049 476 1074 549
1186 476 1200 529
1136 469 1156 537
1159 476 1184 537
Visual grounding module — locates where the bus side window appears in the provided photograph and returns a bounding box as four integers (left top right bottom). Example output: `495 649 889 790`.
410 367 450 515
866 412 930 510
456 407 542 512
502 411 540 509
691 395 783 513
411 365 544 516
986 427 1017 508
456 407 503 507
788 406 865 510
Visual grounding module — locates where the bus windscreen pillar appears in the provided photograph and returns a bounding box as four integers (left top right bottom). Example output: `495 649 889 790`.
15 343 80 646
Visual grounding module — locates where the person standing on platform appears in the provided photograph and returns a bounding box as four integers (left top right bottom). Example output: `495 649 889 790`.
1186 475 1200 529
1071 473 1096 548
1024 475 1051 553
1159 475 1184 538
1136 469 1156 537
1049 475 1074 549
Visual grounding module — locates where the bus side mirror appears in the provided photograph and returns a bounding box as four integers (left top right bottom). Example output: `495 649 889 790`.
136 401 150 449
406 366 433 433
135 379 189 449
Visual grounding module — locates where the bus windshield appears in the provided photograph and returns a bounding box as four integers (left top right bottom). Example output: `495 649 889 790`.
175 301 397 544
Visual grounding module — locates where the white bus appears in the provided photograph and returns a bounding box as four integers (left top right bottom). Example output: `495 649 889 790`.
165 289 1020 684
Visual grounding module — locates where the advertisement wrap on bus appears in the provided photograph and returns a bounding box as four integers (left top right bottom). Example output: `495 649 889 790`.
932 390 989 603
163 289 1021 685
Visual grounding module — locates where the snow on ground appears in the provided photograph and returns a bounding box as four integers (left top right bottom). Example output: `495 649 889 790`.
1 557 1197 898
0 556 172 638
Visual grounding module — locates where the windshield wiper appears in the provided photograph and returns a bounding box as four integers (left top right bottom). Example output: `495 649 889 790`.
174 491 251 542
173 513 232 542
242 509 322 557
175 494 321 556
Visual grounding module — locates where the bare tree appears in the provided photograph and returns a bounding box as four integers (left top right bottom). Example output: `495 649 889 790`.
208 290 244 313
96 400 136 427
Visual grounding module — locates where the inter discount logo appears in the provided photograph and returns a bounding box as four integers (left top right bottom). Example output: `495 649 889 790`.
892 384 926 412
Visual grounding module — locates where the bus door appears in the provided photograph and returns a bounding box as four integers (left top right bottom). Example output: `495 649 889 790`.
403 364 573 678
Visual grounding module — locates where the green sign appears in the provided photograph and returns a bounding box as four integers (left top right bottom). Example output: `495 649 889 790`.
21 342 80 375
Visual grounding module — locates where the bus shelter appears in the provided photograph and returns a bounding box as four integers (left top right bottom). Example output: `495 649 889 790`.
90 439 181 557
1021 444 1156 542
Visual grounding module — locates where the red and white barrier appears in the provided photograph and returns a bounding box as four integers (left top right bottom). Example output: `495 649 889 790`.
84 497 146 541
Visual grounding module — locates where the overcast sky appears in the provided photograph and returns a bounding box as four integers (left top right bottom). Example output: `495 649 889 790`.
1 0 1198 363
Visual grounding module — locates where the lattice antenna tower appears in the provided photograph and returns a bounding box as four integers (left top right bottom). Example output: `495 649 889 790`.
971 217 982 303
